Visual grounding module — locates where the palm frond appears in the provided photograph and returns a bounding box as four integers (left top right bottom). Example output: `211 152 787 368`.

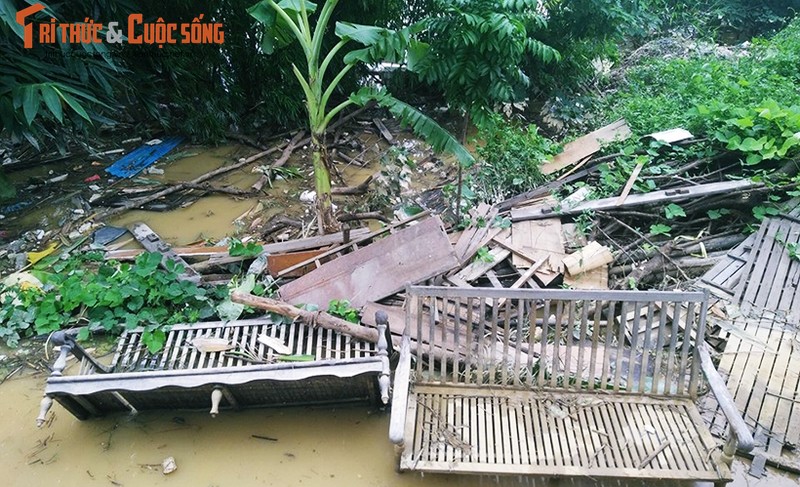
351 87 475 168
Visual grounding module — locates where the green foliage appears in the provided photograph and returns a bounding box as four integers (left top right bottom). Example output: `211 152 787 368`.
0 252 222 351
707 208 730 220
250 0 470 230
0 1 124 150
664 203 686 219
598 18 800 136
412 0 560 126
697 99 800 165
632 0 797 41
649 223 672 236
470 115 558 202
530 0 633 95
228 239 264 258
327 299 359 323
473 246 494 264
351 87 474 167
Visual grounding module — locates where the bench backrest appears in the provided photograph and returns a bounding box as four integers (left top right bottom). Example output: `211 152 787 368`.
406 286 708 398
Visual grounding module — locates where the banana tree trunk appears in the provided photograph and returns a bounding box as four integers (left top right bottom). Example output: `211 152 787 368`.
311 132 339 234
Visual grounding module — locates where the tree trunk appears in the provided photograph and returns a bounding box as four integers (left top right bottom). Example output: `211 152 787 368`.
312 132 340 235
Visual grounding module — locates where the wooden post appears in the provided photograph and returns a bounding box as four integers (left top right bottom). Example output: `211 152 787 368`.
376 311 390 404
210 388 223 417
36 395 54 427
230 293 379 343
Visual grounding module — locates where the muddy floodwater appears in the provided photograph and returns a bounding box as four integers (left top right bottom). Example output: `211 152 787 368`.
0 371 795 487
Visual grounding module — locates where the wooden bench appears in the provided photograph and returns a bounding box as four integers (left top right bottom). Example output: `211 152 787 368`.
37 315 391 425
389 287 753 485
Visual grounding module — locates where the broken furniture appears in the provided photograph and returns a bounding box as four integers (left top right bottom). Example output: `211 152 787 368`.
37 315 390 425
389 286 753 485
698 206 800 475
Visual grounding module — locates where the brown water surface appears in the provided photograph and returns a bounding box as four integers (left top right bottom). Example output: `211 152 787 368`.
0 370 796 487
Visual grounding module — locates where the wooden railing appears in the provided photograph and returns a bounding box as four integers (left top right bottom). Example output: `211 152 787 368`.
405 287 709 397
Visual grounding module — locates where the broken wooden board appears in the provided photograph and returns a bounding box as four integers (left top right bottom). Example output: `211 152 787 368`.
451 247 511 282
615 160 645 206
701 312 800 463
489 236 559 286
276 212 430 279
512 179 760 221
647 128 693 144
697 232 756 299
452 203 500 264
562 241 614 276
279 217 458 308
372 118 394 144
267 249 328 277
563 265 608 290
733 215 800 320
540 119 631 175
127 222 201 283
105 228 371 261
511 219 566 276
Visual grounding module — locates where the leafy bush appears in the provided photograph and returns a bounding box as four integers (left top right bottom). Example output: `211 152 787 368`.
0 252 224 351
598 18 800 136
633 0 797 41
412 0 560 126
696 99 800 165
470 116 559 202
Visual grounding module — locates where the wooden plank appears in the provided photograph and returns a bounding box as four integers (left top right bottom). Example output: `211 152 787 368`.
266 249 327 277
372 118 395 144
127 222 201 283
541 120 631 175
511 218 565 269
280 217 458 308
512 179 759 221
763 324 793 455
563 242 614 275
563 265 609 290
452 204 501 264
105 228 370 260
615 160 645 206
452 247 510 282
277 213 428 278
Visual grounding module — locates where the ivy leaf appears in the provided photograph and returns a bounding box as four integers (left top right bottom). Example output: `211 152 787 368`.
664 203 686 219
707 209 729 220
141 328 166 354
649 224 672 236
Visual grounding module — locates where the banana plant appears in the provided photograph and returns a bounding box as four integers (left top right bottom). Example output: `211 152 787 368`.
248 0 473 234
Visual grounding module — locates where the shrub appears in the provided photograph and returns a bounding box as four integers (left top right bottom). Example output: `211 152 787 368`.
0 252 225 351
470 116 559 203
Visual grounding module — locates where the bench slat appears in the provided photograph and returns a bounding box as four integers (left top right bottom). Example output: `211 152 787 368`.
401 385 729 480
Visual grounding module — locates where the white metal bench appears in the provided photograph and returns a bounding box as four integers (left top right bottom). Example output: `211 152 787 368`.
389 287 753 485
37 316 391 425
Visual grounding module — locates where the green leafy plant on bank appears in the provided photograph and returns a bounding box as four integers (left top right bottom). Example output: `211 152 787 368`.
228 238 264 258
468 115 559 203
597 18 800 136
694 99 800 165
0 252 226 351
